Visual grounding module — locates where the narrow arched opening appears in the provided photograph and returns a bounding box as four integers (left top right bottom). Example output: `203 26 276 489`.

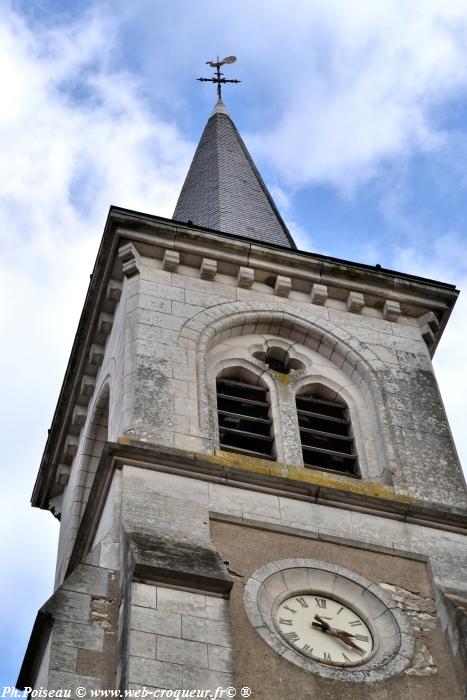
296 385 359 476
216 367 275 460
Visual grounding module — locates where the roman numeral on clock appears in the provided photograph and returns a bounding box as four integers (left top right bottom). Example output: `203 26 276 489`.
314 597 327 609
284 631 300 642
295 597 309 608
354 634 369 642
279 618 293 626
283 605 296 614
323 652 332 661
302 644 313 654
349 620 362 627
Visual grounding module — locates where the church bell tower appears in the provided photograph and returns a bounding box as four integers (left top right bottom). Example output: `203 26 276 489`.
18 61 467 698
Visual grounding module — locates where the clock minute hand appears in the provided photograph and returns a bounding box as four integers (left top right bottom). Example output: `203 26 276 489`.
312 615 365 654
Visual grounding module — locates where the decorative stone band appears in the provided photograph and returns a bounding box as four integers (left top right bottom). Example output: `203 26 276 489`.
243 558 415 683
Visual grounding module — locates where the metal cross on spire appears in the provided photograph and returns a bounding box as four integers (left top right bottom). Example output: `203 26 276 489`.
197 55 241 100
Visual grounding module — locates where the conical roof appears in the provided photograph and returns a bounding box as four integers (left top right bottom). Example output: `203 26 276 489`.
173 100 295 248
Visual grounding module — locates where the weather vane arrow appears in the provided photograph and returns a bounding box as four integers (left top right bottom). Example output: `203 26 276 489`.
197 55 241 100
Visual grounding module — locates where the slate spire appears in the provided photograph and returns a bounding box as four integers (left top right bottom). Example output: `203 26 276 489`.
173 100 296 248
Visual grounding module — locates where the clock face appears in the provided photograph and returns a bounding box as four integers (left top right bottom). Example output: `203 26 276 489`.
275 593 373 666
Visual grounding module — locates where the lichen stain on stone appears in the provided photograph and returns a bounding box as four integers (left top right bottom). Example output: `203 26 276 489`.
202 450 421 505
118 436 133 445
135 361 170 428
208 449 288 476
273 371 290 384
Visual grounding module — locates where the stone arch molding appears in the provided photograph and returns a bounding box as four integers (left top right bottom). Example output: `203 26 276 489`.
180 301 397 483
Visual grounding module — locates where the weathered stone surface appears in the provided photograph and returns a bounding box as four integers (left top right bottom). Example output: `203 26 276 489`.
52 620 105 652
157 588 207 618
129 656 182 689
129 631 156 659
182 616 232 647
156 636 208 666
132 582 158 609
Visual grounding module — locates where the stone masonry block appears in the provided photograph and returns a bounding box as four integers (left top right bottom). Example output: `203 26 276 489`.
310 283 328 305
129 657 182 689
48 590 92 623
98 311 114 335
200 258 217 280
206 597 229 621
237 266 254 288
48 670 102 693
274 275 292 297
131 606 181 637
106 278 122 303
50 643 77 672
156 636 208 667
157 588 207 618
182 616 232 647
62 563 109 597
383 299 401 322
53 620 105 652
182 666 232 692
162 249 180 272
130 630 156 659
133 583 158 609
346 290 365 314
207 644 234 672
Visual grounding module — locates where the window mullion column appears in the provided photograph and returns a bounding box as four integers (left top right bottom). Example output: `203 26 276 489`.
273 377 304 466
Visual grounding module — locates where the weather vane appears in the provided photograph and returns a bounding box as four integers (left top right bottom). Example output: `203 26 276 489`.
197 55 241 100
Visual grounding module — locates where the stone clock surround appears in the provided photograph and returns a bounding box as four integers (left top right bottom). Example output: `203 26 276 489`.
243 558 415 682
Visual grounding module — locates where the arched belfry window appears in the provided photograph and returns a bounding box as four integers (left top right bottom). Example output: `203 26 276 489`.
216 372 275 460
296 387 359 476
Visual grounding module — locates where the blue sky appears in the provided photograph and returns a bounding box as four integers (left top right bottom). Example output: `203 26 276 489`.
1 0 467 687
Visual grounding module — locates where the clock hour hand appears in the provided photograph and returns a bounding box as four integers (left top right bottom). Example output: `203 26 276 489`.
312 615 365 654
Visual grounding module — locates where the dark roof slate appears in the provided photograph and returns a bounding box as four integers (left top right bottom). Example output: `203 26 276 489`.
173 100 295 248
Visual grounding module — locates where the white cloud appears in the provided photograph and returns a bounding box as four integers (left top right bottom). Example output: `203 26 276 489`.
246 0 467 190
